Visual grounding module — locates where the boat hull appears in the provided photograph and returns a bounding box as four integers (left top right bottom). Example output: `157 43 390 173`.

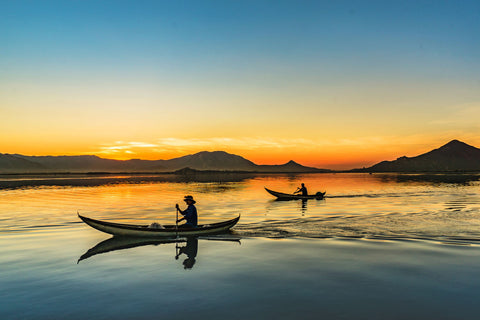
264 187 325 200
78 214 240 237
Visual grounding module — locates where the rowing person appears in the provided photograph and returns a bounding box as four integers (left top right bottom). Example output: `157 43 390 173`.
293 183 308 196
175 195 198 228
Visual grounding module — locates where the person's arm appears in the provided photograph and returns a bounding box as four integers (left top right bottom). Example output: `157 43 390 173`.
176 205 193 222
175 203 185 214
175 204 185 223
293 187 301 194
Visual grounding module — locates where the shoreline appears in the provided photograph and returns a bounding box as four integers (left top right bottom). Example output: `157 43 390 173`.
1 169 480 175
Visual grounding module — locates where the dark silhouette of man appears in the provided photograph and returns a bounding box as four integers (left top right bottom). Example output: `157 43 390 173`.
176 195 198 228
294 183 308 196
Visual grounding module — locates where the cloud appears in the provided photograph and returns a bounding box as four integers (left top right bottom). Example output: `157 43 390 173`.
95 136 434 156
155 137 317 150
96 141 159 155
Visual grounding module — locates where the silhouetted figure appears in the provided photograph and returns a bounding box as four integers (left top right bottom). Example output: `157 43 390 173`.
175 237 198 269
176 195 198 228
294 183 308 196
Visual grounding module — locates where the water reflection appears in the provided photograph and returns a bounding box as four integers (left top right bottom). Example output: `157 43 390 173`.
0 172 257 190
175 237 198 269
2 172 480 191
444 194 480 212
78 236 241 270
301 199 307 215
373 173 480 184
264 197 327 218
77 237 181 263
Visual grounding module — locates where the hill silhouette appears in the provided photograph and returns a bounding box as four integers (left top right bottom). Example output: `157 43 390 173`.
0 154 47 171
257 160 320 173
5 140 477 174
367 140 480 172
162 151 257 171
0 150 325 173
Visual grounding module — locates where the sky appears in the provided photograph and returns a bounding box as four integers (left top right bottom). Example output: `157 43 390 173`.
1 0 479 169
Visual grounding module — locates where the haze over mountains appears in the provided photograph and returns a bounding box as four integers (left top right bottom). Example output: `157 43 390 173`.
0 151 325 173
1 140 479 174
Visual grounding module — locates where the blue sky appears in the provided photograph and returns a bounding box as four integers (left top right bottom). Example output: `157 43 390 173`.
3 1 479 79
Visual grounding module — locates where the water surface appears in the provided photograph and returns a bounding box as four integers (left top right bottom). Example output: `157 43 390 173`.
1 173 480 319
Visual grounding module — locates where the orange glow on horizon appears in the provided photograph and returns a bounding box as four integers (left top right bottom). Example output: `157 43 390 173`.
2 135 480 170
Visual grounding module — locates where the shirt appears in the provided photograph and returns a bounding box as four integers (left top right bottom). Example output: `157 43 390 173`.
182 204 198 227
300 186 308 196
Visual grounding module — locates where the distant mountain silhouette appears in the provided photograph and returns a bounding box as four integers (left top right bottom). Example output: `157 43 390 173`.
367 140 480 172
0 150 326 173
257 160 323 173
0 154 47 172
162 151 257 171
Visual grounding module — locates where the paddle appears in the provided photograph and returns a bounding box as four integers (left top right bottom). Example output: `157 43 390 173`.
175 207 179 239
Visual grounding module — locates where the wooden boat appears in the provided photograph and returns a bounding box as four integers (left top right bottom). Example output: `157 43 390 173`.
78 214 240 237
264 187 326 200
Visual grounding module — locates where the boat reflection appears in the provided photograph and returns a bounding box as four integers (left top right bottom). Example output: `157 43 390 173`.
265 198 310 217
78 236 241 269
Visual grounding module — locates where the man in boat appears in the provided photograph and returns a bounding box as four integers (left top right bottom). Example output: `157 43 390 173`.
294 183 308 196
175 195 198 228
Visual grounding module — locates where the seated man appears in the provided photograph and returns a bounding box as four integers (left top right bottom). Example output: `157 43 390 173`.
175 195 198 228
294 183 308 196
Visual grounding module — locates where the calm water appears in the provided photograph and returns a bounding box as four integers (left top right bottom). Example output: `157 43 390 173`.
1 173 480 319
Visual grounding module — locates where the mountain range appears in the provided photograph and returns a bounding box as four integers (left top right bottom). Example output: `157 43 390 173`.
0 151 326 173
364 139 480 172
1 140 479 174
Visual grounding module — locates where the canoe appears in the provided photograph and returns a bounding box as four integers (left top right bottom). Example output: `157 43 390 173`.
78 214 240 237
264 187 326 200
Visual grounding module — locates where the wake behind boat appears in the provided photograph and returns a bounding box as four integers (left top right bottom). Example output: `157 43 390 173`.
265 187 326 200
78 214 240 237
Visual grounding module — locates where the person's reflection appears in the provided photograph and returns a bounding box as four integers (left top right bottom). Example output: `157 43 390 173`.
175 237 198 269
301 199 307 215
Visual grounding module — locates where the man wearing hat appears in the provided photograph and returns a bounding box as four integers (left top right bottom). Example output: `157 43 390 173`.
175 195 198 228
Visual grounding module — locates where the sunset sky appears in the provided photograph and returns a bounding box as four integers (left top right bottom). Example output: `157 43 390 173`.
1 0 479 169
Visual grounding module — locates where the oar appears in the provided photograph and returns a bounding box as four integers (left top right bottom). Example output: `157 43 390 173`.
175 207 179 239
175 242 179 259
